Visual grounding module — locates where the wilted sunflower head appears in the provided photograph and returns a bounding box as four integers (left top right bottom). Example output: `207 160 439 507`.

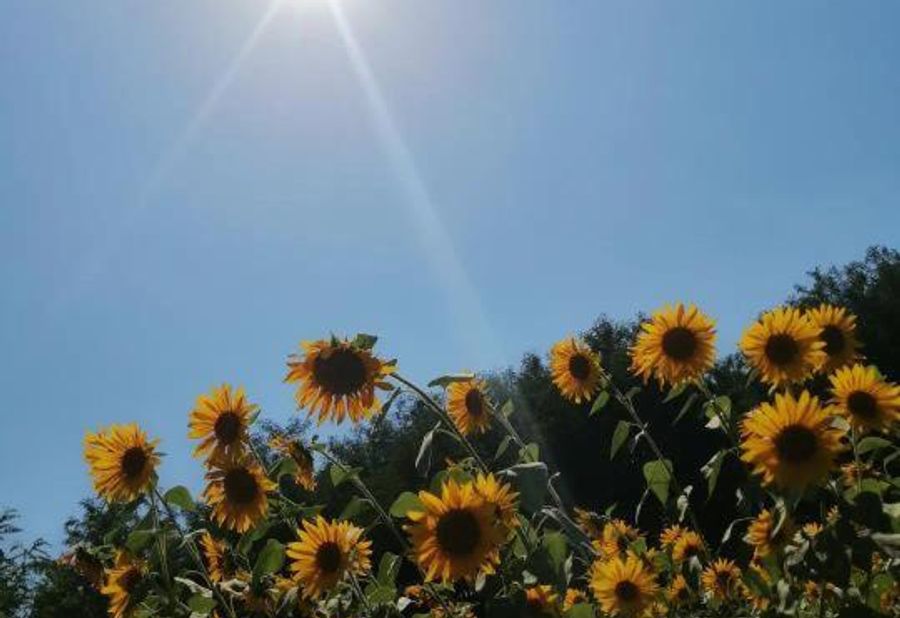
829 364 900 431
285 335 395 425
269 434 317 492
202 453 275 533
806 304 861 373
474 473 519 531
286 516 372 600
745 509 795 558
101 550 145 618
525 585 559 615
550 337 602 404
590 554 659 617
188 384 257 461
446 377 493 436
701 559 741 601
739 307 825 387
671 531 705 564
405 478 505 583
740 391 845 491
84 424 160 503
630 303 717 388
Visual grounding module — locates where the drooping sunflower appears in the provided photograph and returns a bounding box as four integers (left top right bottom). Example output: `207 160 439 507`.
667 574 693 607
740 390 844 490
83 424 160 503
188 384 257 461
659 524 686 549
745 509 795 558
671 531 705 563
739 307 825 387
594 519 643 559
590 554 659 617
630 303 717 387
101 550 145 618
549 338 602 404
525 585 559 615
406 478 505 583
829 364 900 431
286 516 372 599
200 531 235 583
269 434 317 491
563 588 589 610
285 337 395 425
446 378 493 436
700 559 741 601
574 508 604 540
203 453 275 533
474 473 519 531
806 304 861 373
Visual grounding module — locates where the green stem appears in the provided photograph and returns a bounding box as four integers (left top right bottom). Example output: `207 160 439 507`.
148 489 177 613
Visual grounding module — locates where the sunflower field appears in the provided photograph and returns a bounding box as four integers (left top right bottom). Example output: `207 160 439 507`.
44 248 900 617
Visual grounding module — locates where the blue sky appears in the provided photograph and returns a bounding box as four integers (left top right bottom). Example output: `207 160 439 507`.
2 0 899 545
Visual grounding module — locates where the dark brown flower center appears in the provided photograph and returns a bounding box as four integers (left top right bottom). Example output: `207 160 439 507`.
847 391 878 419
568 354 592 381
436 509 481 557
662 327 698 361
214 412 242 445
313 348 368 396
716 571 732 588
683 543 700 558
315 541 343 574
765 334 799 367
120 447 147 479
289 443 314 468
121 568 142 594
820 325 846 356
465 389 484 417
224 468 259 505
775 425 818 464
615 580 639 602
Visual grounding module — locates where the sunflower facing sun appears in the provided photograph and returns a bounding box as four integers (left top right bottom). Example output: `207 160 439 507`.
630 303 717 387
446 377 493 436
202 453 275 533
84 424 160 503
286 516 372 599
590 554 659 616
101 550 145 618
806 304 861 373
188 384 257 461
285 336 395 425
550 337 603 404
740 391 844 491
829 364 900 432
474 472 520 531
740 307 825 387
406 478 505 583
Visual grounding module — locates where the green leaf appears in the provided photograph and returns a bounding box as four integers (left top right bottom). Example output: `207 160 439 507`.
251 539 284 588
427 373 475 388
673 392 698 425
610 421 630 460
389 492 423 518
125 529 156 554
187 594 217 614
494 435 514 462
329 464 360 488
163 486 196 512
376 552 401 586
501 399 515 418
663 383 686 403
415 424 440 476
858 436 892 454
339 496 370 521
643 460 673 505
565 604 597 618
519 442 540 463
701 451 726 500
351 333 378 350
542 531 567 573
590 391 610 416
505 462 549 513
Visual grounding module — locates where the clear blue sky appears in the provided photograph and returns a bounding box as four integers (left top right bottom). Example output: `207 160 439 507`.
2 0 898 545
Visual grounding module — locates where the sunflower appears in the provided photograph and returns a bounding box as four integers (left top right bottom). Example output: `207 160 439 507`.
59 547 104 590
285 337 394 425
840 461 874 488
659 524 686 549
667 574 693 607
83 424 160 503
405 478 505 583
806 304 861 373
740 390 844 490
701 559 741 601
446 378 493 436
200 531 235 583
590 554 659 616
671 531 705 563
563 588 589 610
525 585 559 615
203 454 275 533
269 434 317 492
550 338 602 404
286 516 372 599
802 522 824 538
630 303 717 387
574 508 604 540
101 550 145 618
474 473 519 531
594 519 642 559
188 384 257 461
829 364 900 431
739 307 825 387
745 509 795 558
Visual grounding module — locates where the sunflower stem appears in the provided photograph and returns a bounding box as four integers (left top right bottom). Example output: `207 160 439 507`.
348 569 373 616
148 488 178 614
696 381 739 449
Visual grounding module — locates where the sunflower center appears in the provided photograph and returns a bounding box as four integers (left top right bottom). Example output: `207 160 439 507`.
120 447 147 479
214 412 242 445
223 468 260 505
568 354 592 381
315 541 343 574
435 509 481 557
847 391 878 419
662 327 698 361
121 568 142 593
765 334 799 367
465 389 484 417
716 571 732 588
683 543 700 558
774 425 818 464
313 348 368 396
615 580 639 602
820 325 845 356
